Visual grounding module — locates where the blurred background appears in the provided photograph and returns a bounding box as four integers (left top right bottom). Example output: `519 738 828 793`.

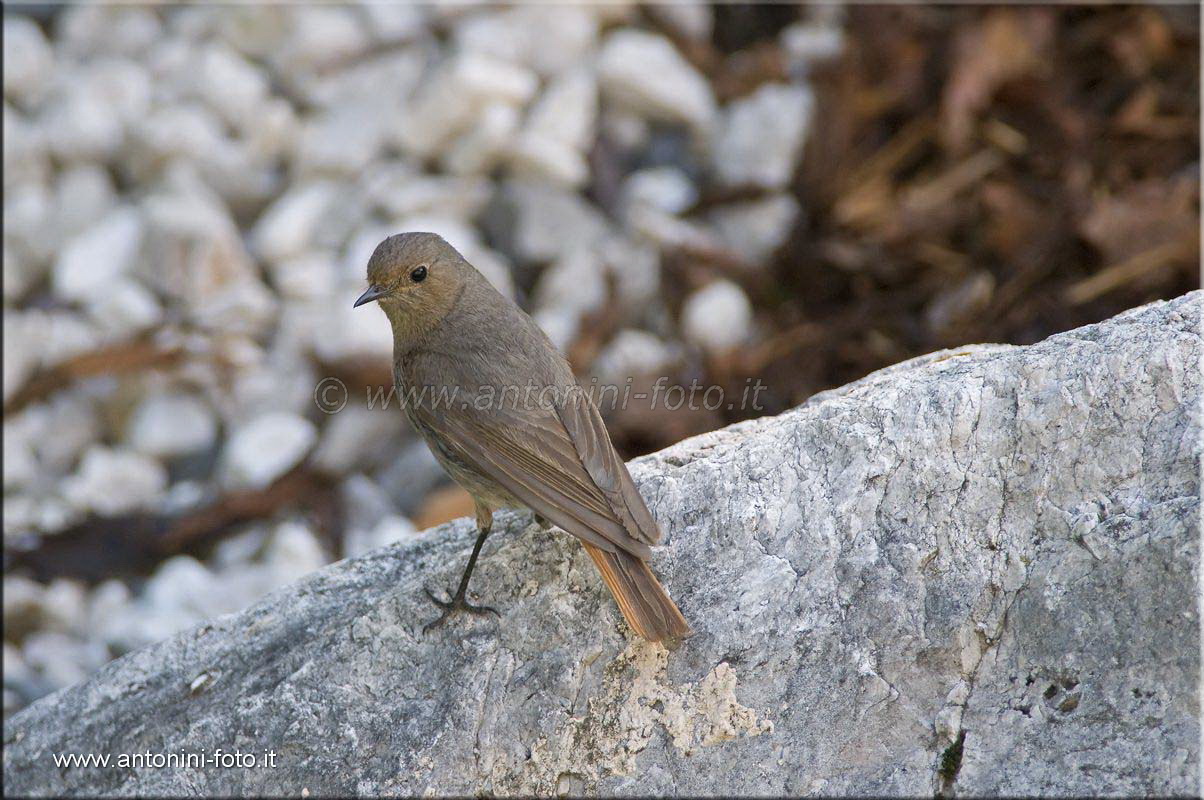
2 3 1198 719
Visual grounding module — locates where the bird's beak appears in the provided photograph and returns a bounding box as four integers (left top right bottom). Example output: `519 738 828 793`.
353 284 387 308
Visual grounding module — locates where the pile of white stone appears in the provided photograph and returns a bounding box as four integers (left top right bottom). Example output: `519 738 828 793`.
1 4 842 716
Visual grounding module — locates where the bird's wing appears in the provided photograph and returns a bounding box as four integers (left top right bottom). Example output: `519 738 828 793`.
408 388 658 560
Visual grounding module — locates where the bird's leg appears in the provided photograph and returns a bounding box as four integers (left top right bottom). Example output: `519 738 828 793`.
423 504 500 632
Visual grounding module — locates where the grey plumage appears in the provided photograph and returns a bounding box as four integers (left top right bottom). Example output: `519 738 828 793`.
359 232 691 643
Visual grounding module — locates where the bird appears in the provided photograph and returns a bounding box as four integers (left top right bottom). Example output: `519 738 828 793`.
354 232 692 644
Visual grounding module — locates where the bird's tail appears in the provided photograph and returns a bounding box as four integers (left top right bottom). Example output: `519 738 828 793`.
583 543 693 644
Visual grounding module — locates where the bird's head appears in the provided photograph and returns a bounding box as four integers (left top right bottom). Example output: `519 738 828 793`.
355 232 467 337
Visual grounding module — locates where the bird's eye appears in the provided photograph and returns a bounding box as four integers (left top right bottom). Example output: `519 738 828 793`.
410 265 428 283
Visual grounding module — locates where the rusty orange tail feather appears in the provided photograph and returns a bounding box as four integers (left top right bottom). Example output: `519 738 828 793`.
583 542 692 644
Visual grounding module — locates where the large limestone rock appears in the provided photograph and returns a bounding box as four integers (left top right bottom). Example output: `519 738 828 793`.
4 293 1199 796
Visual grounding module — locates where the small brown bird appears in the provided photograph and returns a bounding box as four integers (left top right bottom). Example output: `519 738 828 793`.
355 232 691 644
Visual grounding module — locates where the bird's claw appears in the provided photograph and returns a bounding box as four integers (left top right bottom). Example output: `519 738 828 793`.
422 587 500 633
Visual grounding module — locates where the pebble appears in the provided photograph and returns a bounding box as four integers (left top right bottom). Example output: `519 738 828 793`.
251 181 341 264
222 412 317 489
453 7 598 76
3 16 53 105
126 393 218 459
61 445 169 516
712 83 814 190
623 167 699 215
52 206 145 303
85 277 162 335
681 279 754 353
597 29 716 130
710 193 802 264
593 329 683 384
312 405 399 475
345 515 418 560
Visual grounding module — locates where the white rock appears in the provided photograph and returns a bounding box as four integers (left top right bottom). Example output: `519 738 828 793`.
85 579 133 648
710 193 801 263
507 70 596 186
225 350 316 421
312 404 398 475
141 170 277 334
598 236 661 310
57 5 162 58
359 2 427 44
681 279 754 353
506 133 589 188
460 246 516 300
211 7 291 61
600 107 651 150
3 104 50 191
161 480 206 516
713 83 814 189
61 446 168 516
132 104 226 165
251 182 340 264
209 527 267 571
4 494 78 540
79 58 153 123
52 207 145 303
524 67 597 152
341 223 400 283
2 424 38 491
593 329 682 383
305 49 425 111
21 631 108 694
264 520 327 586
534 249 607 315
622 166 698 214
2 242 35 303
126 393 218 459
504 180 612 263
40 89 122 162
442 102 521 176
781 23 845 73
308 299 396 364
341 473 396 534
397 52 538 159
453 6 597 76
646 2 713 41
195 43 270 128
37 579 89 635
3 16 53 105
277 6 370 73
597 29 716 130
33 315 101 392
142 555 221 619
3 641 32 685
345 515 418 560
53 165 117 242
5 178 55 267
86 277 162 335
223 413 317 489
362 166 492 221
295 104 387 176
3 311 100 392
533 307 579 354
22 390 101 476
269 252 338 300
242 97 299 162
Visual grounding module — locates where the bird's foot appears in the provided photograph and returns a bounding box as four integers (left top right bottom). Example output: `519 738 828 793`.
422 587 500 633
